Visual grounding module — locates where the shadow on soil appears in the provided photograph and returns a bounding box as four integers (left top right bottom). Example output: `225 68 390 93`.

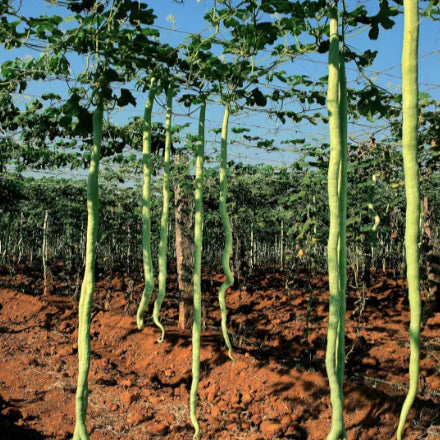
0 396 45 440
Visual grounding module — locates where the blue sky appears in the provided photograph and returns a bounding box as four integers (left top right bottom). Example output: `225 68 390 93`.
2 0 440 172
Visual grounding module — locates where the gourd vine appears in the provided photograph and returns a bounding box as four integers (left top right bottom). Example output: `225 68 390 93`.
397 0 421 438
152 86 174 343
136 78 157 330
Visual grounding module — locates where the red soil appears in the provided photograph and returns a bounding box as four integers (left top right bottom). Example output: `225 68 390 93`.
0 265 439 440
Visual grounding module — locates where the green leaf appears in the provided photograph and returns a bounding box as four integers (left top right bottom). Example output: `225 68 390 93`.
250 87 267 107
317 40 329 53
117 89 136 107
368 24 379 40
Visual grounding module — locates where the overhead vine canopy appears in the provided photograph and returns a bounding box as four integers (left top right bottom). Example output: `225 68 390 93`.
0 0 438 176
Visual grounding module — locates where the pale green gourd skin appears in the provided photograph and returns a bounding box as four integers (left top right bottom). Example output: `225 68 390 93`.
337 51 347 401
397 0 421 438
218 103 234 362
325 9 347 440
190 101 206 440
136 79 156 330
152 87 173 343
73 104 103 440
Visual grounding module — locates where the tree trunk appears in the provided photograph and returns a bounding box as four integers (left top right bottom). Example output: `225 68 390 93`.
42 210 52 295
422 196 440 310
280 219 284 269
175 154 194 331
1 212 12 265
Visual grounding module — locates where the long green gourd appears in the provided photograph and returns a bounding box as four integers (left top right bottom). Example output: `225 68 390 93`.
397 0 420 438
190 100 206 440
218 103 234 362
136 78 156 330
337 49 347 401
152 87 173 343
325 7 346 440
73 103 103 440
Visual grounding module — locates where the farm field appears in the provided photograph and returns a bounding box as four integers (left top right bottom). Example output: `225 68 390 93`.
1 0 440 439
1 265 439 440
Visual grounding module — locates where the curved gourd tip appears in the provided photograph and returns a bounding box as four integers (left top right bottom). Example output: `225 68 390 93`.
136 317 144 331
192 427 200 440
156 323 165 343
